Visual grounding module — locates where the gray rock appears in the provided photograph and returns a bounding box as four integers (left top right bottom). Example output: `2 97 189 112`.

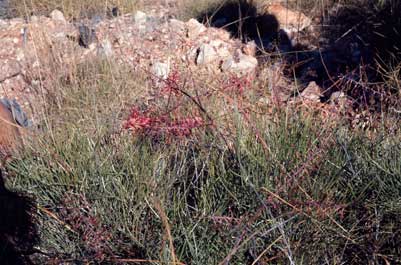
78 25 96 48
0 0 9 19
0 98 31 127
91 15 103 25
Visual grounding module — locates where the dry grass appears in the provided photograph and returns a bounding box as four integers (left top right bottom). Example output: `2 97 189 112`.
8 0 140 19
1 0 401 264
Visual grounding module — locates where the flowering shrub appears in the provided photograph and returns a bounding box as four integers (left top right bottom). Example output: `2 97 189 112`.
124 69 209 139
124 69 254 140
123 107 204 138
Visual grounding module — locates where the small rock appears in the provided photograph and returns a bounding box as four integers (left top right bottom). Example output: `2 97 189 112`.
169 19 186 35
54 31 66 39
0 98 30 127
330 91 348 107
91 15 103 25
16 49 24 61
151 61 170 80
0 20 6 28
30 15 39 23
196 40 231 65
186 18 206 38
221 51 258 75
300 81 322 102
264 3 311 34
97 39 113 57
50 9 66 23
88 42 97 52
134 11 147 24
242 41 257 56
78 25 96 48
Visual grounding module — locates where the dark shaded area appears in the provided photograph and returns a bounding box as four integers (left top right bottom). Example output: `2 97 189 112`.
78 24 97 48
196 0 283 52
0 0 9 19
197 0 401 108
290 0 401 104
0 171 38 265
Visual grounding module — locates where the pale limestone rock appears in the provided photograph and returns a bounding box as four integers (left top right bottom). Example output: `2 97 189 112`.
186 18 206 38
222 51 258 75
97 39 113 58
169 19 186 35
196 40 231 65
134 11 147 24
242 40 257 56
301 81 322 102
263 3 311 34
30 16 39 23
151 61 170 80
330 91 348 107
50 9 66 23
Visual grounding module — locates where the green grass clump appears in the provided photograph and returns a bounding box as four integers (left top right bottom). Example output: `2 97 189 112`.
4 58 401 264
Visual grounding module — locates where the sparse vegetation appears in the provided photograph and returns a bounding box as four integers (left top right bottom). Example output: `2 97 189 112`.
1 0 401 264
8 0 139 19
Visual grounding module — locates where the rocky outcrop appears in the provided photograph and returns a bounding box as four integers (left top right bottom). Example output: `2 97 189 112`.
0 9 259 120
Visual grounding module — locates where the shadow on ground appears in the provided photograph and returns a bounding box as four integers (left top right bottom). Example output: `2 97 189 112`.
0 171 38 265
291 0 401 104
196 0 285 52
197 0 401 107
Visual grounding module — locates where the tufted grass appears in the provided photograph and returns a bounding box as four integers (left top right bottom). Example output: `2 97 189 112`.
2 57 400 264
2 0 401 263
